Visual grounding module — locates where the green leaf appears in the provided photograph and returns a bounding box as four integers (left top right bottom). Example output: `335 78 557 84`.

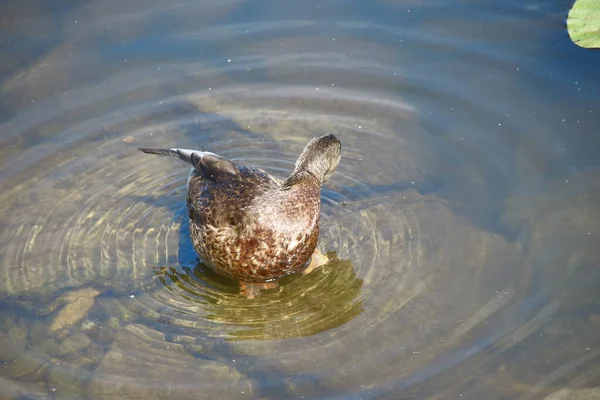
568 0 600 48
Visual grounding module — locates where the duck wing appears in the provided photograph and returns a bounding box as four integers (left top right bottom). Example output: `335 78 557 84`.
138 147 239 181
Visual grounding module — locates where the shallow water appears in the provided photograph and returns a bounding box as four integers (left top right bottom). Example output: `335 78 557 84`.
1 0 599 398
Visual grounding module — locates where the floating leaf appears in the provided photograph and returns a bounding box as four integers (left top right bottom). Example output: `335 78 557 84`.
567 0 600 48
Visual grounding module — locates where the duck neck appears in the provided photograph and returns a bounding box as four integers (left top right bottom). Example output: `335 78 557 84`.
283 169 320 188
263 170 321 233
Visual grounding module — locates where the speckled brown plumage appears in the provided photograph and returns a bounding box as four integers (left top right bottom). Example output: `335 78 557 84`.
139 134 341 282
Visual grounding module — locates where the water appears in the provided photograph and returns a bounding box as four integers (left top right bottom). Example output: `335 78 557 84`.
0 0 599 398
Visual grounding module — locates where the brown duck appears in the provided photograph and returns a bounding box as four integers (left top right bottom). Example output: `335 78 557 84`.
139 134 341 283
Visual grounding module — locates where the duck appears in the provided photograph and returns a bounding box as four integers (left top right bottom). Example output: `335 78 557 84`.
139 134 341 283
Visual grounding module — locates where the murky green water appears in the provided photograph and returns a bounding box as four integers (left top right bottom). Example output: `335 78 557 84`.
1 0 599 398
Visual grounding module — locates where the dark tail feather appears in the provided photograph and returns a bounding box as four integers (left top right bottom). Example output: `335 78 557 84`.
138 147 238 180
138 148 178 157
138 147 198 166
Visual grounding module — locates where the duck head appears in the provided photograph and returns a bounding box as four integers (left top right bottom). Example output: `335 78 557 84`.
290 134 341 184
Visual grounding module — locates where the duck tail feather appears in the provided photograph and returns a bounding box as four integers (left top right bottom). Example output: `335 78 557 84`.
138 148 179 157
138 147 238 179
138 147 199 166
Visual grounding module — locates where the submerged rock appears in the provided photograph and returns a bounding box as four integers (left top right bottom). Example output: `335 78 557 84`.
88 324 253 400
50 287 100 335
0 375 52 400
545 388 600 400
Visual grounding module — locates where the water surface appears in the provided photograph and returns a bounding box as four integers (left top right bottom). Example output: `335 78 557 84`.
1 0 599 399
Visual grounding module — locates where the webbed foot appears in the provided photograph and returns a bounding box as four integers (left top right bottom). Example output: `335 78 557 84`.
239 281 279 299
302 248 330 275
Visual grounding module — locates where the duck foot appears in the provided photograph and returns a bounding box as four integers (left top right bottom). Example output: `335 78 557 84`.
301 248 330 275
239 249 330 298
239 281 279 299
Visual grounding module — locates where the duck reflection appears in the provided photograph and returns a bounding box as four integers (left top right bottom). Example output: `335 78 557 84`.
156 252 363 340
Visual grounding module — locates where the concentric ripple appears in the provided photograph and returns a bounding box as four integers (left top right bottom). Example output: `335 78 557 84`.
0 120 530 397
